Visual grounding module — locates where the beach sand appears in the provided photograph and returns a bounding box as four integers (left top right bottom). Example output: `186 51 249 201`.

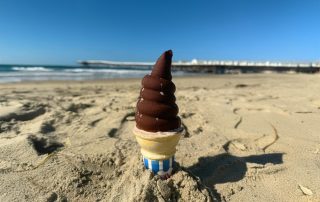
0 74 319 201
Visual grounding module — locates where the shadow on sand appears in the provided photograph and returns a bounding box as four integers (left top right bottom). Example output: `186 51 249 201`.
186 152 283 187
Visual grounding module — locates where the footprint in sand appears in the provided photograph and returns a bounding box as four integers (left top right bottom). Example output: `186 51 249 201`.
28 135 64 155
39 120 56 134
63 103 93 113
107 111 136 139
254 124 279 152
224 123 280 153
0 101 46 122
180 112 207 138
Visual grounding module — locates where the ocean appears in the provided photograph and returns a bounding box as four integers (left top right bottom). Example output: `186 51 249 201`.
0 64 190 83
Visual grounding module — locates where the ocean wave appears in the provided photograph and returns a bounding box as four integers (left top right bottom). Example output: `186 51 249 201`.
0 66 192 83
12 66 53 72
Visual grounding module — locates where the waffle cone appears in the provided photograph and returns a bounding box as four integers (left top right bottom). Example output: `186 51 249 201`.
133 126 183 160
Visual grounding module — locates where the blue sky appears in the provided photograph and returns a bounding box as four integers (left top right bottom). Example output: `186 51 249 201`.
0 0 319 65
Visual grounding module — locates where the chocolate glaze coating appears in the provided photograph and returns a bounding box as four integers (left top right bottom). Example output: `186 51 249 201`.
135 50 181 132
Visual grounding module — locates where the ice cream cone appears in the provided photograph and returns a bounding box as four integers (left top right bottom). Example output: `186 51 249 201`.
133 126 183 177
134 50 183 177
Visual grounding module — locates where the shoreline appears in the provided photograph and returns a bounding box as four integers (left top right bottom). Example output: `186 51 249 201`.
0 72 317 86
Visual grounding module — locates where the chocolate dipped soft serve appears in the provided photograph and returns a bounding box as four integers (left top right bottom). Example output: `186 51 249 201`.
135 50 181 132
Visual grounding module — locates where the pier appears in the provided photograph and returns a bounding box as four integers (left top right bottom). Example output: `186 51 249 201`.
78 59 320 74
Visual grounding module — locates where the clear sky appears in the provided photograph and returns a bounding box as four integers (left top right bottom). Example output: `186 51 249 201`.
0 0 319 65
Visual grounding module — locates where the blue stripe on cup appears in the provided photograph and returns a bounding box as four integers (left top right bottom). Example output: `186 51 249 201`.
144 157 149 169
142 156 175 176
151 160 159 173
163 158 170 172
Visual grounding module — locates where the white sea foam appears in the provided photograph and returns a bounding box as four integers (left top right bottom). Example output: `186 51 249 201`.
0 68 150 83
12 67 53 72
0 66 190 83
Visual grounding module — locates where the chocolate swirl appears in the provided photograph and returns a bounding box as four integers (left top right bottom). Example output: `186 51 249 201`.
135 50 181 132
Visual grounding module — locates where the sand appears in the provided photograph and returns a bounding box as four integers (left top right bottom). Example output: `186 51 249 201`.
0 74 319 202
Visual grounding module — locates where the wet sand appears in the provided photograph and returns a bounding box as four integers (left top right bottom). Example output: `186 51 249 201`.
0 74 319 201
